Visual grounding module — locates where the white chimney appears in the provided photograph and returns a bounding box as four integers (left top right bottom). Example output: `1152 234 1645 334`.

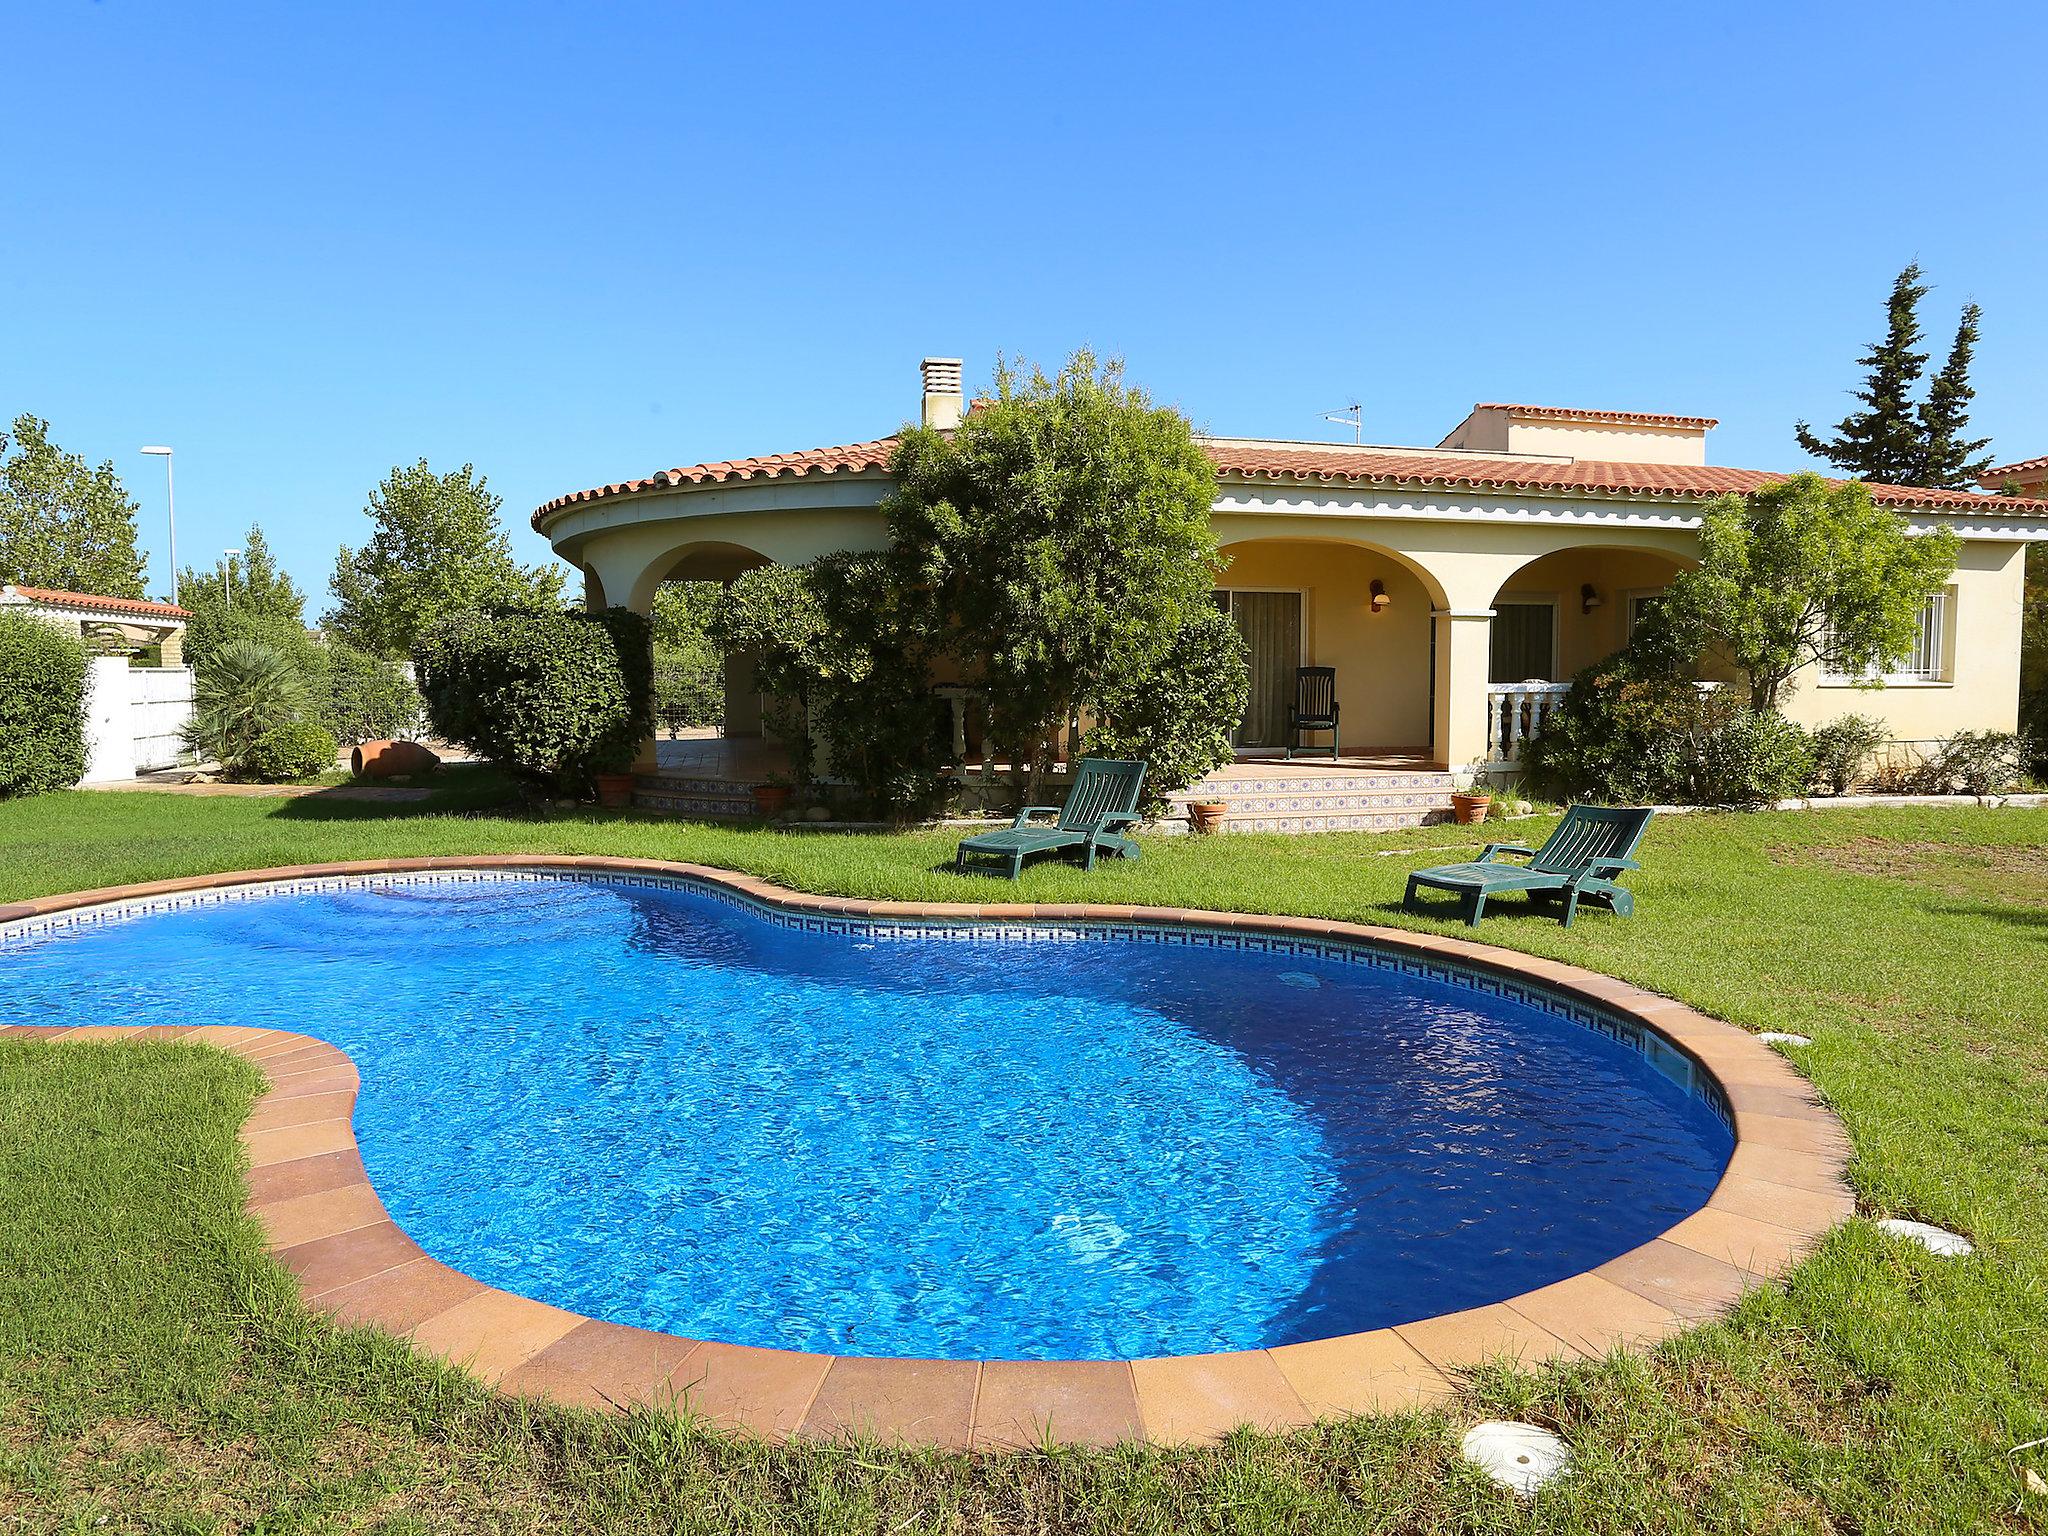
920 357 964 430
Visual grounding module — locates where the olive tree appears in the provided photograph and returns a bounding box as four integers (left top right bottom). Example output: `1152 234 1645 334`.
1653 473 1959 712
884 351 1234 800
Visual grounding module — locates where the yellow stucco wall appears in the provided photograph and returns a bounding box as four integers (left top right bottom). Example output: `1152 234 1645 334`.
549 481 2036 770
1215 540 1436 751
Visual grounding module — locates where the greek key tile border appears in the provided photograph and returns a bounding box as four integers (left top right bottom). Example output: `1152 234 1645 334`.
1 867 1731 1128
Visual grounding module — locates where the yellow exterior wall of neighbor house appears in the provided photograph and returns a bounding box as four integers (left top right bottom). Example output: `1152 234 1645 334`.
1214 539 1436 751
1778 539 2026 742
1437 408 1710 465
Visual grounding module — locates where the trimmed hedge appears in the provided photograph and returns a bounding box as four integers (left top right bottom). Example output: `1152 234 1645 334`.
0 609 89 797
243 720 339 783
416 605 654 796
322 641 422 745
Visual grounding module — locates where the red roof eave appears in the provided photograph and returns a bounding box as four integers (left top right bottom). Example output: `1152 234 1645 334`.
533 438 2048 529
2 584 190 620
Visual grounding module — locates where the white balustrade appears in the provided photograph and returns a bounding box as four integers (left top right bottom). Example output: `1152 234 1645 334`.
1486 682 1570 762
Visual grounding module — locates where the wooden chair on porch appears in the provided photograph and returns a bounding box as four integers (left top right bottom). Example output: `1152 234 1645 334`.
1285 667 1340 759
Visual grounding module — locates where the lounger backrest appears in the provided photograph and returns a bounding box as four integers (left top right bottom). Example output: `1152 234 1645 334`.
1294 667 1337 724
1058 758 1148 831
1531 805 1655 875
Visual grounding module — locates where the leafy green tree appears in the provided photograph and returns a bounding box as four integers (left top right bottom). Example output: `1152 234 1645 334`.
178 525 306 623
178 523 326 681
1084 603 1249 814
1917 303 1994 490
1653 473 1959 712
2021 544 2047 772
326 461 563 659
321 640 423 745
883 351 1231 799
0 415 148 598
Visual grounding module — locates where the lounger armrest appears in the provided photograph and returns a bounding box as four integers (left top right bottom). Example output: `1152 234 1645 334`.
1011 806 1062 828
1095 812 1143 833
1479 843 1536 863
1587 856 1641 874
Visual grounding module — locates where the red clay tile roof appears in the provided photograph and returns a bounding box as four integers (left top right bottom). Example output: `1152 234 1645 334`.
531 437 900 523
1472 403 1720 430
1 584 190 620
533 436 2048 528
1201 443 2048 512
1981 454 2048 486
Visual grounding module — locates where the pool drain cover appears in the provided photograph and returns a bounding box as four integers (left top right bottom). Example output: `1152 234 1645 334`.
1876 1218 1974 1256
1461 1420 1572 1496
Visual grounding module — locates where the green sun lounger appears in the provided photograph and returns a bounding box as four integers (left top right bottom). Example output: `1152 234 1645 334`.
1404 804 1654 928
954 758 1147 879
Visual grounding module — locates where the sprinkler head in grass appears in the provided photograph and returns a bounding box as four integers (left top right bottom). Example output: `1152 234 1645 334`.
1461 1420 1571 1496
1875 1218 1974 1257
1757 1032 1811 1047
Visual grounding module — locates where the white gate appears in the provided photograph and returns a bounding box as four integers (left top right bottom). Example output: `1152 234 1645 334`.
83 659 194 782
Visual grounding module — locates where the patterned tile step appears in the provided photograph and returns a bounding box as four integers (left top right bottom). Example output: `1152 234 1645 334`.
632 792 755 819
636 774 762 795
1178 792 1455 814
1176 776 1457 798
1211 809 1446 833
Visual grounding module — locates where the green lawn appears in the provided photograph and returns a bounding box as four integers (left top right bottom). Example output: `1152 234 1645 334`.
3 772 2045 1533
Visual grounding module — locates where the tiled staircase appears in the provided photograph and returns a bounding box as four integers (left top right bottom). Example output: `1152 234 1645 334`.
1166 764 1457 834
632 772 757 820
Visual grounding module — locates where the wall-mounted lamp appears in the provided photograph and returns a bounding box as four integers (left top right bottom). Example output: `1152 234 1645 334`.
1370 579 1391 613
1581 583 1604 614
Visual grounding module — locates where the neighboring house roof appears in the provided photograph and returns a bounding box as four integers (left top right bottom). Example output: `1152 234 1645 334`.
1980 454 2048 486
1472 403 1721 430
534 435 2048 528
0 584 191 621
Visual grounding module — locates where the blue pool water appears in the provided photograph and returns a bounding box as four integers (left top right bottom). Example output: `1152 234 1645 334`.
4 876 1731 1359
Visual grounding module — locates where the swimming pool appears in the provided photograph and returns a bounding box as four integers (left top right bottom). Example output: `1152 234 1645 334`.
5 871 1734 1361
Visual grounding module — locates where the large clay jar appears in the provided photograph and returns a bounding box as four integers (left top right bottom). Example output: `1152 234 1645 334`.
352 739 441 778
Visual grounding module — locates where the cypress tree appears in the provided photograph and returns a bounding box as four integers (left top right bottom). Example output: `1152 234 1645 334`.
1795 264 1932 485
1917 302 1994 489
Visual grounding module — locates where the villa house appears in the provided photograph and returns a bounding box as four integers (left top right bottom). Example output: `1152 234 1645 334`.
533 361 2048 823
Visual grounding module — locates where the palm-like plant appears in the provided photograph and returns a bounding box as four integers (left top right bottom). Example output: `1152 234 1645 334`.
182 640 307 774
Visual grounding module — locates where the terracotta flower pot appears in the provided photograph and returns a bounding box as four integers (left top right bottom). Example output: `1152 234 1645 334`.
752 783 793 818
351 739 440 779
1451 791 1493 825
594 772 637 809
1187 800 1229 835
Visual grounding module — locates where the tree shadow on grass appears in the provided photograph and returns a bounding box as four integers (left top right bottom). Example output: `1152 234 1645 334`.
1931 902 2048 940
267 764 526 824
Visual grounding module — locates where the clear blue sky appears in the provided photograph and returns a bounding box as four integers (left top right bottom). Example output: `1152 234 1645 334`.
5 1 2044 606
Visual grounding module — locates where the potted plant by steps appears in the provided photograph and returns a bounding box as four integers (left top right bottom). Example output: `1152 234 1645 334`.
594 771 638 809
752 777 793 818
1451 788 1493 825
1187 799 1229 835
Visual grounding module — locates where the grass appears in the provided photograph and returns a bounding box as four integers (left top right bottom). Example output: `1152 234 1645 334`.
2 769 2046 1532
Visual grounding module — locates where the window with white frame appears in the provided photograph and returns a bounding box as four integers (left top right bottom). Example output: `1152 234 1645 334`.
1822 590 1949 684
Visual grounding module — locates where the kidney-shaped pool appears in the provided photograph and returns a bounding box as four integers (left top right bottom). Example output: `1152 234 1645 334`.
5 873 1733 1360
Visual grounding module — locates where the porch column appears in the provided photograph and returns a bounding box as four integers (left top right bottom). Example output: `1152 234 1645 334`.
1431 609 1494 773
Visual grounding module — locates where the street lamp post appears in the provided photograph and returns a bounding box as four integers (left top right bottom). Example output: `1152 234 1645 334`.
222 548 242 609
139 447 176 605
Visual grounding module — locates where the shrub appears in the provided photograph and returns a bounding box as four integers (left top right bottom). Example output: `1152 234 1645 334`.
1524 647 1812 808
185 604 327 686
322 640 422 745
1652 706 1813 810
415 605 653 797
1810 714 1890 795
0 608 88 796
183 640 308 774
1084 603 1250 815
1521 648 1701 804
242 720 338 782
1924 730 2032 795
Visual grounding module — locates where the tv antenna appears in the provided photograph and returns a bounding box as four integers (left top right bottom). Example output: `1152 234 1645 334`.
1321 402 1363 443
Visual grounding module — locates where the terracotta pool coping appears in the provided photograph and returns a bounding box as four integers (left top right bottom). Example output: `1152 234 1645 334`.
0 855 1854 1449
